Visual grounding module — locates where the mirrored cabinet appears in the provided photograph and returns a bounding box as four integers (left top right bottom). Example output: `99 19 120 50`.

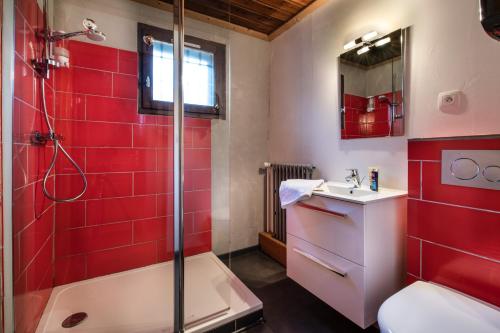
339 28 409 139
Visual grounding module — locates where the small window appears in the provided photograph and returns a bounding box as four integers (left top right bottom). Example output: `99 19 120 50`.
138 23 226 119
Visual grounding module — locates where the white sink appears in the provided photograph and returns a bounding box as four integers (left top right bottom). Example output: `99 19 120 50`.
313 181 407 204
326 184 373 197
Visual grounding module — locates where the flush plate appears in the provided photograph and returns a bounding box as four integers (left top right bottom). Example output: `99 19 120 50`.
441 150 500 190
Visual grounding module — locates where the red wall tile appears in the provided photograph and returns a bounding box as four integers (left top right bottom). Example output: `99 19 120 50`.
55 120 133 147
86 148 156 172
68 41 118 72
56 173 133 200
422 242 500 307
112 73 137 99
19 207 54 272
406 237 420 277
55 92 85 120
407 161 421 199
14 55 34 105
55 201 85 231
408 138 500 161
56 67 112 95
422 161 500 211
118 50 138 75
55 147 86 174
86 195 157 225
185 149 211 170
407 137 500 307
13 6 55 327
55 222 132 257
86 95 140 123
133 217 167 243
133 171 170 195
185 232 211 257
54 255 86 285
408 199 500 260
86 242 157 278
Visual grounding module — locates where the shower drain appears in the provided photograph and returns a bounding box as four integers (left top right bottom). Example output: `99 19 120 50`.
62 312 88 328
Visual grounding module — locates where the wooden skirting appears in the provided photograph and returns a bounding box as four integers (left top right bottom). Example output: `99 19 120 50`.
259 232 286 267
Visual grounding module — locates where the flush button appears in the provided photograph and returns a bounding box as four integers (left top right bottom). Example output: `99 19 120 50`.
483 165 500 183
450 158 480 180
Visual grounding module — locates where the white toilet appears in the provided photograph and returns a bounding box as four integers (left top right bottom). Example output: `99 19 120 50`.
378 281 500 333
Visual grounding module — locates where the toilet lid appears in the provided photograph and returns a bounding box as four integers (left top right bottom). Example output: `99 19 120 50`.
378 281 500 333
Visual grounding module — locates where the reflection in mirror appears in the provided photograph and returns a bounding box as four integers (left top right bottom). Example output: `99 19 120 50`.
339 28 407 139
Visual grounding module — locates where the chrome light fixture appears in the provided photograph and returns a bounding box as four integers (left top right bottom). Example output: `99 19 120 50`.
344 31 392 56
374 37 391 47
357 46 370 55
343 31 378 50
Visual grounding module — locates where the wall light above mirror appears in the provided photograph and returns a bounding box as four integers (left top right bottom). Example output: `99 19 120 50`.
339 28 409 139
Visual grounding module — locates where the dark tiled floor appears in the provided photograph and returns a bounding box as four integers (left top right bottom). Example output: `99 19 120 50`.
224 250 378 333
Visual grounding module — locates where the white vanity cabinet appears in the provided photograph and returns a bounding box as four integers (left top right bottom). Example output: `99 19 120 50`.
286 187 406 328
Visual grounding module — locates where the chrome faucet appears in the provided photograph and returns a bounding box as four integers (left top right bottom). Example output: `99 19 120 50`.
345 169 364 188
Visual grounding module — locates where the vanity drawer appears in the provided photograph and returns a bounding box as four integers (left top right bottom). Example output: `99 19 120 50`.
287 195 365 265
287 234 365 327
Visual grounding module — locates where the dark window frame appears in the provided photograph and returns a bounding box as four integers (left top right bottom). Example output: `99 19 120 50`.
137 23 226 119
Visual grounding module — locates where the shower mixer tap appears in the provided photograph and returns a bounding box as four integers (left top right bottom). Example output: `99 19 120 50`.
31 131 64 146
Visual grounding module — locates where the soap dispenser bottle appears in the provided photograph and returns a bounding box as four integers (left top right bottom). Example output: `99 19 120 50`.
369 167 379 192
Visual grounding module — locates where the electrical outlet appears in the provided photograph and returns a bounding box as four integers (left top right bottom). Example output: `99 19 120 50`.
438 90 462 113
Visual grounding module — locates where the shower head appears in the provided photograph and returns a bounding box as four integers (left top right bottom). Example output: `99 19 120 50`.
82 18 106 41
86 30 106 42
47 18 106 42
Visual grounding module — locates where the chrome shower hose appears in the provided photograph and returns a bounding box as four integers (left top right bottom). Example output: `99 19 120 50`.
41 79 87 202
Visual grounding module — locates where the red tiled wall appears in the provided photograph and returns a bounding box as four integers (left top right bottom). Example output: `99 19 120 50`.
13 3 213 329
342 92 397 139
407 137 500 306
53 40 212 285
13 0 54 332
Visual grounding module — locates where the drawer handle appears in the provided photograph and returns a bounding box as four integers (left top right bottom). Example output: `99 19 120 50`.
297 202 348 218
293 248 348 277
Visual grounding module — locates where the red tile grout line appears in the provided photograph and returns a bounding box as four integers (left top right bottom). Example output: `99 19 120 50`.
419 160 423 200
54 115 211 129
407 197 500 214
71 64 138 78
55 210 210 231
14 233 53 283
407 235 500 264
408 159 440 162
55 90 136 101
54 240 163 263
418 238 422 278
14 201 55 235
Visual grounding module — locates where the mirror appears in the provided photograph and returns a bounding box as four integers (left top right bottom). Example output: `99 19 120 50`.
339 28 408 139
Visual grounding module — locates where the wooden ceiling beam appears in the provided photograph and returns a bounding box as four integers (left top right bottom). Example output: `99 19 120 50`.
131 0 327 42
130 0 269 41
269 0 327 40
252 0 303 15
224 0 291 22
187 0 283 33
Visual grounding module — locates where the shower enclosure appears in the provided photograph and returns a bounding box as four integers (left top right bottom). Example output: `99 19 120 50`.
5 0 262 331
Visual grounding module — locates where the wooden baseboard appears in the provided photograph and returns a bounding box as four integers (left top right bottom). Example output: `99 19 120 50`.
259 232 286 267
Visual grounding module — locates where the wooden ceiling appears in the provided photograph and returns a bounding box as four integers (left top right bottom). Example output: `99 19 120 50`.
132 0 326 40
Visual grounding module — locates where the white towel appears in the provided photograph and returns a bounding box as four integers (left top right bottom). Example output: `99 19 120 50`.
279 179 324 208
